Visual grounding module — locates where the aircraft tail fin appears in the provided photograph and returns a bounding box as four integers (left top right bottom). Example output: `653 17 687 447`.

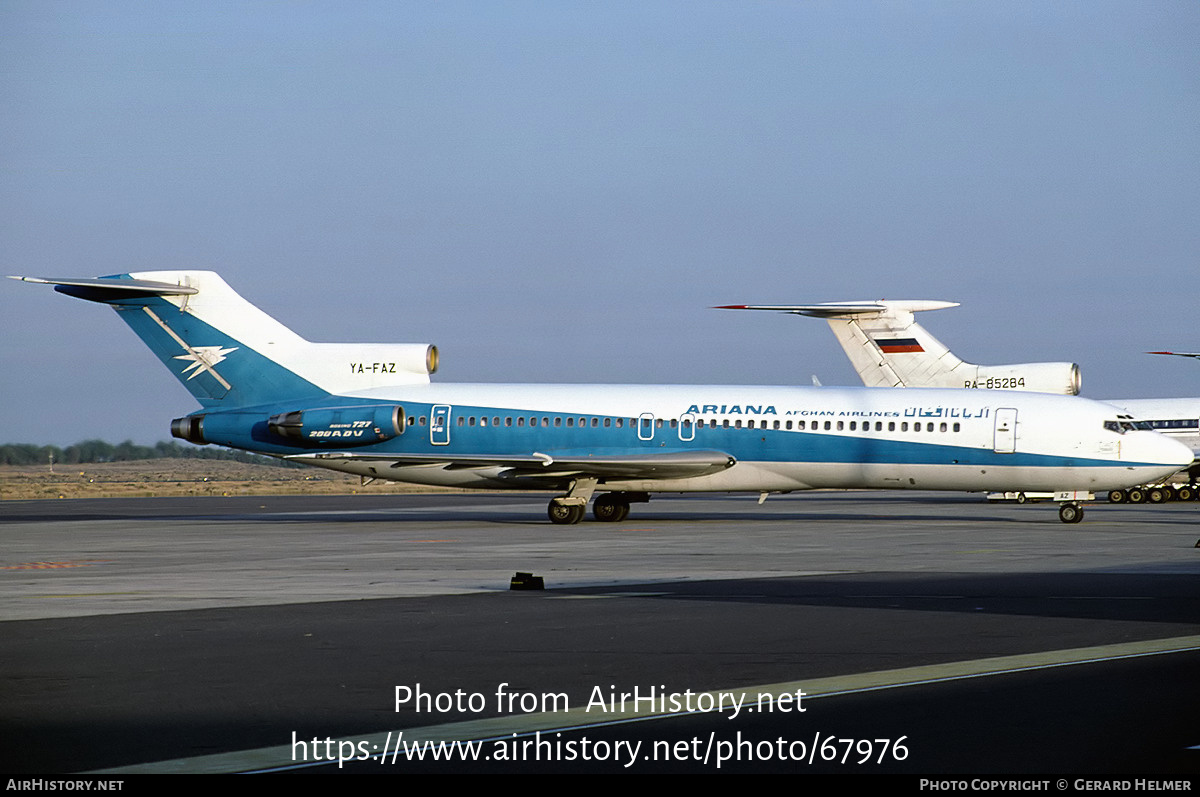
716 301 1080 395
11 272 439 409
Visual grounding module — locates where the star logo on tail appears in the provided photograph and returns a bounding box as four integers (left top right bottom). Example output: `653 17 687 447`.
174 346 239 380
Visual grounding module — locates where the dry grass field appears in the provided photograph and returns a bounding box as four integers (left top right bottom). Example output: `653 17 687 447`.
0 458 466 500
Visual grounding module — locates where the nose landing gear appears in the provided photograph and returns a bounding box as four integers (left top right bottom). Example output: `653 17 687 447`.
1058 502 1084 524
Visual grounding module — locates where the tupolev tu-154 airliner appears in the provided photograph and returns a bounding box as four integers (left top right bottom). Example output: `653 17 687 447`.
13 272 1192 524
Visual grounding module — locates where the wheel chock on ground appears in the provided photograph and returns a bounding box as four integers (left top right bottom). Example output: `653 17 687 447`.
510 571 544 590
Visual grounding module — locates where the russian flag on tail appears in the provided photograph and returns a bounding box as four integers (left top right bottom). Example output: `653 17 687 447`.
875 337 924 353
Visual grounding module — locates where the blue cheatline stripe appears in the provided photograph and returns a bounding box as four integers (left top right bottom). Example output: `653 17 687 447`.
189 399 1157 470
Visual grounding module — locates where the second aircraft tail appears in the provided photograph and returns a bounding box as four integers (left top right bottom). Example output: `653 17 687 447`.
717 301 1081 395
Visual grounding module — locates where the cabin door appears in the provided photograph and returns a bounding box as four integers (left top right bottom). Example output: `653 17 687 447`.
431 404 452 446
638 413 655 441
993 408 1017 453
678 412 696 442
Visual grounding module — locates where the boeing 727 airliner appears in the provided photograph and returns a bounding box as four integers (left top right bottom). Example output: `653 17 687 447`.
13 272 1192 524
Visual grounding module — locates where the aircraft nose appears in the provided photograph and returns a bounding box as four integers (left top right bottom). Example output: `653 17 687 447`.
1133 431 1194 470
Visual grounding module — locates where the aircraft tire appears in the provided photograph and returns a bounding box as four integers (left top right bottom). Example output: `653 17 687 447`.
1128 488 1146 503
1108 490 1126 503
1177 486 1194 501
593 495 630 523
1058 502 1084 524
548 502 585 525
1147 487 1168 504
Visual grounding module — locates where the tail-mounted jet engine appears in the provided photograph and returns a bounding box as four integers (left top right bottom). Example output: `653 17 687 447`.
171 404 406 448
267 405 406 446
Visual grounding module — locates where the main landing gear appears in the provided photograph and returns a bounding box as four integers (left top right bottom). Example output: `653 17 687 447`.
546 483 649 525
548 494 630 524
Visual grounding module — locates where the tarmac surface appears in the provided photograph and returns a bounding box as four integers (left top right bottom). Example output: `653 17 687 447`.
2 491 1199 774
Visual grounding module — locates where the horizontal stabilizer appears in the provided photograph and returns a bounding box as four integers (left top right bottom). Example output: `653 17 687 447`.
1148 351 1200 361
715 301 959 318
9 275 199 302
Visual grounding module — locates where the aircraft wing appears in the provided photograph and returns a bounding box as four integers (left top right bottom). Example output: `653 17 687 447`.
290 448 736 480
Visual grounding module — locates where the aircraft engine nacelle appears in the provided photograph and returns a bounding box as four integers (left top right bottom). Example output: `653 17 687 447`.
968 363 1081 395
171 404 406 449
267 404 406 446
170 414 208 445
170 410 271 449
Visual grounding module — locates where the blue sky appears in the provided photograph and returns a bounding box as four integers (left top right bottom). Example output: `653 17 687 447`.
3 1 1198 445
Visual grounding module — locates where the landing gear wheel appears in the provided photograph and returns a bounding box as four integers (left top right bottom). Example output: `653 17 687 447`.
1128 488 1146 504
1108 489 1126 503
1058 502 1084 524
1016 492 1027 504
1177 486 1194 501
593 495 631 523
1148 487 1168 503
547 501 585 525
